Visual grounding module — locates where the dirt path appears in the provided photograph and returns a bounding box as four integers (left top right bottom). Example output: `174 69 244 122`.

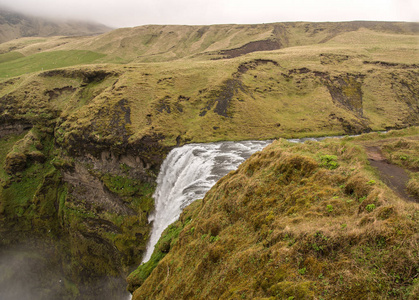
364 146 418 202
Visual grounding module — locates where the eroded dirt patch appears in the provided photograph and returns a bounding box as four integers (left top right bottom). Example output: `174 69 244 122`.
219 39 282 59
365 146 418 202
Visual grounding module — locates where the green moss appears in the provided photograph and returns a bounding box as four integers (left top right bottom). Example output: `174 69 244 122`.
0 132 28 178
1 132 58 231
57 185 68 225
127 222 185 290
319 154 339 170
100 173 155 212
101 174 142 197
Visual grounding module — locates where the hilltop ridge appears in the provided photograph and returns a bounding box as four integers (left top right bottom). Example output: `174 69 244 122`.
0 21 417 63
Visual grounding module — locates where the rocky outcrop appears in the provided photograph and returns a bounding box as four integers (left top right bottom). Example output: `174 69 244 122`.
0 122 32 138
321 73 365 117
219 39 282 59
199 79 245 117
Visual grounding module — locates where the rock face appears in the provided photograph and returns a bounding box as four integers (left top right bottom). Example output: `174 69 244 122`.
4 151 27 173
0 120 169 298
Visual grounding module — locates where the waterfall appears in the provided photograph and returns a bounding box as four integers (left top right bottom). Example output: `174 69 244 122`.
141 140 272 263
140 135 353 263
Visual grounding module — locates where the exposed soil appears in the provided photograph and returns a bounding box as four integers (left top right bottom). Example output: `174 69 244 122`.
44 86 77 101
363 61 419 69
365 146 418 202
219 39 282 59
199 78 244 117
0 123 32 139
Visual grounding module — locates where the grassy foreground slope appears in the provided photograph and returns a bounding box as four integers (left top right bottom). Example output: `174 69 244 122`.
130 128 419 300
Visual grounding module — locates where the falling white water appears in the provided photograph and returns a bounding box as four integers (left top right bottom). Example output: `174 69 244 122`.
141 140 272 263
140 135 355 264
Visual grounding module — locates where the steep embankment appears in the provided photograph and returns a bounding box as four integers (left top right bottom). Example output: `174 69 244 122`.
129 128 419 299
0 22 417 298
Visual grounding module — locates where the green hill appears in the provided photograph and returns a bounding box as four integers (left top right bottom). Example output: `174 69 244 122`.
1 21 418 66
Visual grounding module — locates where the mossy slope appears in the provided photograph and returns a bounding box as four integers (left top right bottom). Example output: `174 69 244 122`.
130 129 419 299
0 124 160 298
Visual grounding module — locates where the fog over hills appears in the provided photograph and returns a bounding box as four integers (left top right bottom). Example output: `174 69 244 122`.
0 7 111 43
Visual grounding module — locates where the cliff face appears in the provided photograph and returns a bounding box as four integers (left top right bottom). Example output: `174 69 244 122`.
0 69 171 297
0 125 167 298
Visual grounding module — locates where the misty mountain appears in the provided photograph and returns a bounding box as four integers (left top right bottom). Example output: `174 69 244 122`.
0 7 112 44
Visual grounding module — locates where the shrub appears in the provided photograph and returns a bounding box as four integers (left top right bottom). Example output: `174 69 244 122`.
326 204 333 213
320 154 339 170
365 204 376 212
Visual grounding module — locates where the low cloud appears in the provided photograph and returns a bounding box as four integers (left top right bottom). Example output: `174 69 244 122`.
1 0 417 28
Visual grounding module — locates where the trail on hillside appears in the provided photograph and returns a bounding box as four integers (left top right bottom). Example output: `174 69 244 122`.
365 146 418 202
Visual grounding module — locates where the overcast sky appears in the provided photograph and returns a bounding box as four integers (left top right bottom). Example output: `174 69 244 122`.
1 0 418 28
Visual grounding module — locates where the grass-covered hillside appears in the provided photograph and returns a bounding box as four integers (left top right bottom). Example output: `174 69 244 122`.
1 22 418 148
129 128 419 299
0 21 417 298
